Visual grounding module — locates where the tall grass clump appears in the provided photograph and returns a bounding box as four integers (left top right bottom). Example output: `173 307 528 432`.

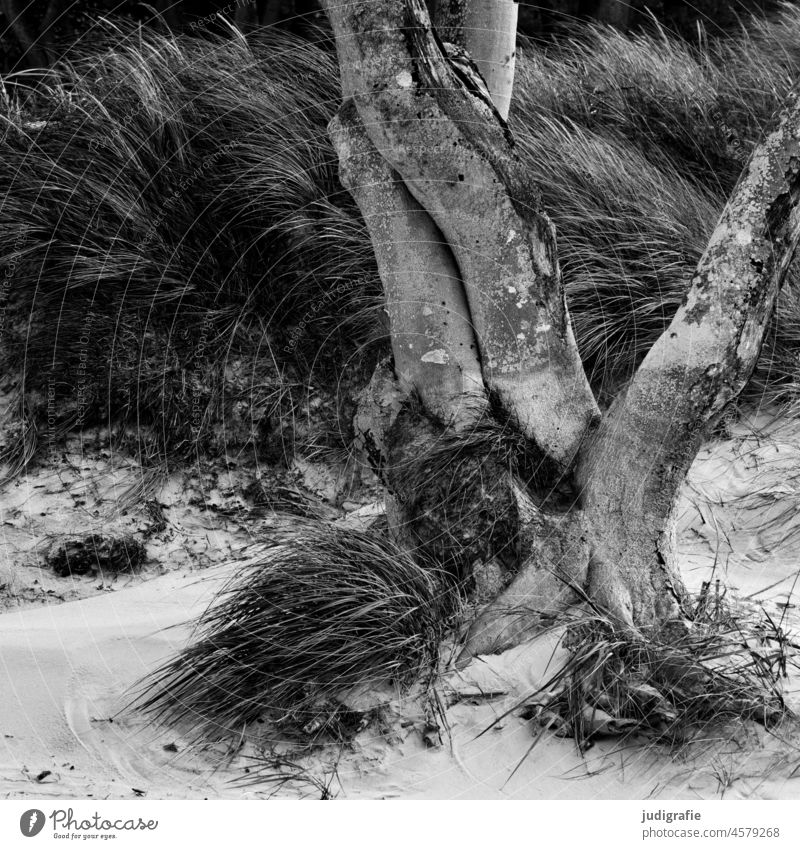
382 398 565 585
0 22 380 473
132 519 452 741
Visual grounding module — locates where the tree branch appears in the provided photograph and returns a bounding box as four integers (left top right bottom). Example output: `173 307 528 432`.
459 74 800 659
579 84 800 627
433 0 518 120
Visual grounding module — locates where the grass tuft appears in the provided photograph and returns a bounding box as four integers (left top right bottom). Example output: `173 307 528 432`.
378 400 567 593
499 588 795 760
0 22 378 471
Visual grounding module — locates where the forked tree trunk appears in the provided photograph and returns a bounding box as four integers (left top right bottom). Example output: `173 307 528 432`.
464 87 800 655
322 0 800 658
595 0 631 30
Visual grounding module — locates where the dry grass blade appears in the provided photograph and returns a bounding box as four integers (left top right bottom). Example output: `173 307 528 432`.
232 754 340 799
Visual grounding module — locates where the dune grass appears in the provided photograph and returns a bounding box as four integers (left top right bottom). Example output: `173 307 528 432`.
0 22 379 473
3 11 800 472
130 519 452 741
483 584 796 768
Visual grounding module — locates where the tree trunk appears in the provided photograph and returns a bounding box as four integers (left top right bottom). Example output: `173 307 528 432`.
329 103 486 429
595 0 631 30
433 0 518 120
578 93 800 629
322 0 800 659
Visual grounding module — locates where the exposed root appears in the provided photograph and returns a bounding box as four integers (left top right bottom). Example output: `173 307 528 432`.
127 519 455 743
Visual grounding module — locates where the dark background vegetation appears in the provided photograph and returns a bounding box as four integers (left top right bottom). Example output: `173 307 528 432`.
0 1 789 74
3 0 796 749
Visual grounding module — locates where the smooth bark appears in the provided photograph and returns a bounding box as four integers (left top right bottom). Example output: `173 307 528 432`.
579 86 800 628
463 83 800 655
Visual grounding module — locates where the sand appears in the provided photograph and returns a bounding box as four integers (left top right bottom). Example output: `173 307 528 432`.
1 413 799 800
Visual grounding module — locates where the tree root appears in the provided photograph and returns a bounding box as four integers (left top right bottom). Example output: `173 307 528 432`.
497 593 795 755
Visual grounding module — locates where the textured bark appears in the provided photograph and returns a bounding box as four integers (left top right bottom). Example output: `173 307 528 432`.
353 361 553 610
459 492 590 659
330 102 486 427
321 0 599 466
433 0 518 120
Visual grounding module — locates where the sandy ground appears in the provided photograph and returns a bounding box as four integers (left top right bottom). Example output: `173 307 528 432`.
1 413 799 800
